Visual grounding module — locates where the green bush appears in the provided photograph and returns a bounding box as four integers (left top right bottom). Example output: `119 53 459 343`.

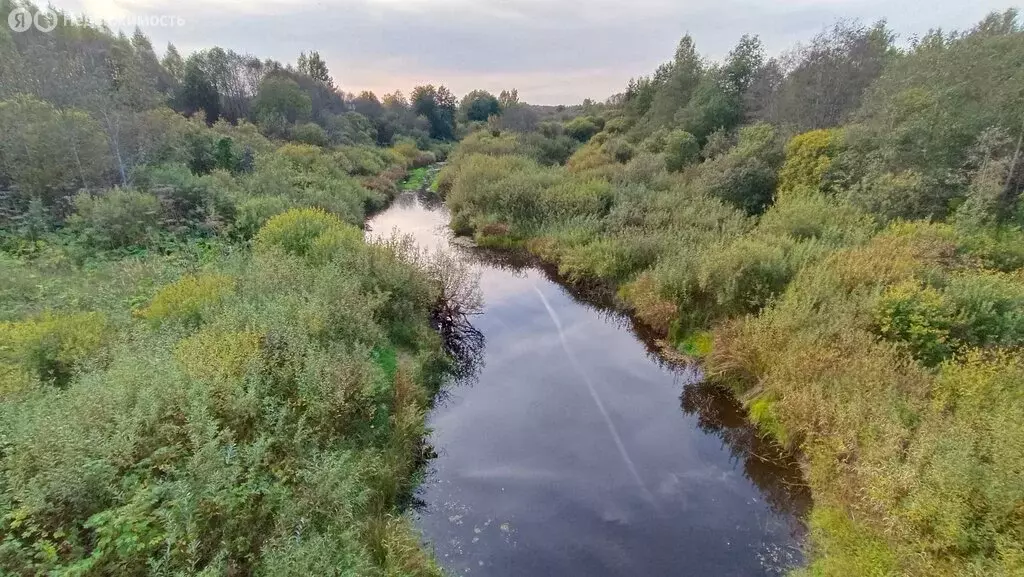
874 280 953 366
232 194 293 239
664 129 700 172
291 122 329 147
67 190 163 251
564 116 600 142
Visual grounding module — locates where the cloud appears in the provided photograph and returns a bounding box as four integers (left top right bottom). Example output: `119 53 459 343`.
54 0 1014 104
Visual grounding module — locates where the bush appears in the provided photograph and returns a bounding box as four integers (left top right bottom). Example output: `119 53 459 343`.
564 116 600 142
696 123 783 214
0 311 107 387
255 207 362 259
757 188 874 245
291 122 329 147
874 280 953 366
67 190 163 251
232 195 293 239
136 273 234 326
777 129 842 195
175 328 263 382
664 130 700 172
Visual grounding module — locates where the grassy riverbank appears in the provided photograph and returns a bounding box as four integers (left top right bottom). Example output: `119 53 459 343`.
0 138 455 576
436 11 1024 576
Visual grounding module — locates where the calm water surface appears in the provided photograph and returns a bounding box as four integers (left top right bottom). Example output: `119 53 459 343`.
366 190 809 577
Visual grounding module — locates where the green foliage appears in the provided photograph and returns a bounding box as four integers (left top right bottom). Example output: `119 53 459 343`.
460 89 501 122
255 207 362 259
696 123 783 214
66 190 163 251
0 311 107 389
564 116 601 142
291 121 329 146
411 84 457 140
664 129 700 172
0 96 111 206
136 272 234 326
678 330 713 357
778 129 842 195
874 280 953 366
254 75 313 129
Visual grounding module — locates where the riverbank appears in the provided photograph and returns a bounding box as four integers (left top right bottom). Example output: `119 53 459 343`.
434 128 1024 575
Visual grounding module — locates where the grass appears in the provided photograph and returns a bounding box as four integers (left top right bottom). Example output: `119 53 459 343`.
401 167 429 191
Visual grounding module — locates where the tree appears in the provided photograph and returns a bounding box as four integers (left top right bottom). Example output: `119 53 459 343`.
460 90 501 122
162 44 185 86
0 96 111 206
498 89 520 109
411 84 457 140
769 20 895 130
297 51 333 88
253 75 312 127
641 35 703 132
351 91 383 119
178 57 220 123
297 51 332 87
565 116 600 142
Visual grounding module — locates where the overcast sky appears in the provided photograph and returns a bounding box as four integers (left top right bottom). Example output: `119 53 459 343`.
54 0 1018 104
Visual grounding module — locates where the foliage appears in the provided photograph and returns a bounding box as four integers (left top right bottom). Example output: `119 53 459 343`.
0 311 106 389
434 11 1024 576
777 129 842 195
136 272 235 326
564 116 601 142
664 130 700 172
460 89 501 122
66 190 163 251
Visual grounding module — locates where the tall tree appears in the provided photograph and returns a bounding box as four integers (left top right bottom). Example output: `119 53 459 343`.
297 51 333 88
460 90 501 122
161 44 185 87
412 84 457 140
178 57 220 123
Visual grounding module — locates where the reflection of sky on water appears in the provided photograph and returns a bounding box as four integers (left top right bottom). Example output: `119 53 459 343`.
366 191 808 577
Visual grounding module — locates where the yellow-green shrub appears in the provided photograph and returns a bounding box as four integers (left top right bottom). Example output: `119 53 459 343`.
0 311 107 386
777 128 842 195
255 207 360 258
137 273 234 326
874 280 953 366
175 328 263 382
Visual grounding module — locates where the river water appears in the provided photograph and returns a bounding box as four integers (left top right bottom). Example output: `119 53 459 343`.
366 189 809 577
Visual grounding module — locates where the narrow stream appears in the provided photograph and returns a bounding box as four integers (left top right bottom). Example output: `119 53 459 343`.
366 189 810 576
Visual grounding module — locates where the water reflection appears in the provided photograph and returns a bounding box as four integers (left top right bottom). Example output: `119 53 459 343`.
458 241 811 529
680 381 811 526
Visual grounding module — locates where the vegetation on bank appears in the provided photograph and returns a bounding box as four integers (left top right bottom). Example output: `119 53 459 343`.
0 1 491 574
437 11 1024 576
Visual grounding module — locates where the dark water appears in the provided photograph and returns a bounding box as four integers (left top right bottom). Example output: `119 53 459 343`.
366 190 809 577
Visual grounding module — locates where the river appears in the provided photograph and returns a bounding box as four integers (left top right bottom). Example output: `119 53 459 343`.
366 188 809 577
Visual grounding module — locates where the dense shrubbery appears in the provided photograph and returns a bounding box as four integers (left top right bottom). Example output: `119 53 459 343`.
437 10 1024 576
0 7 463 571
0 202 453 575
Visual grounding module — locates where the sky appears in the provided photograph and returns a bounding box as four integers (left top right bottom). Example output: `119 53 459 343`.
53 0 1019 104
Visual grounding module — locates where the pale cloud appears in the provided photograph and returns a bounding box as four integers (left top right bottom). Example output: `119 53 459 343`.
53 0 1017 104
